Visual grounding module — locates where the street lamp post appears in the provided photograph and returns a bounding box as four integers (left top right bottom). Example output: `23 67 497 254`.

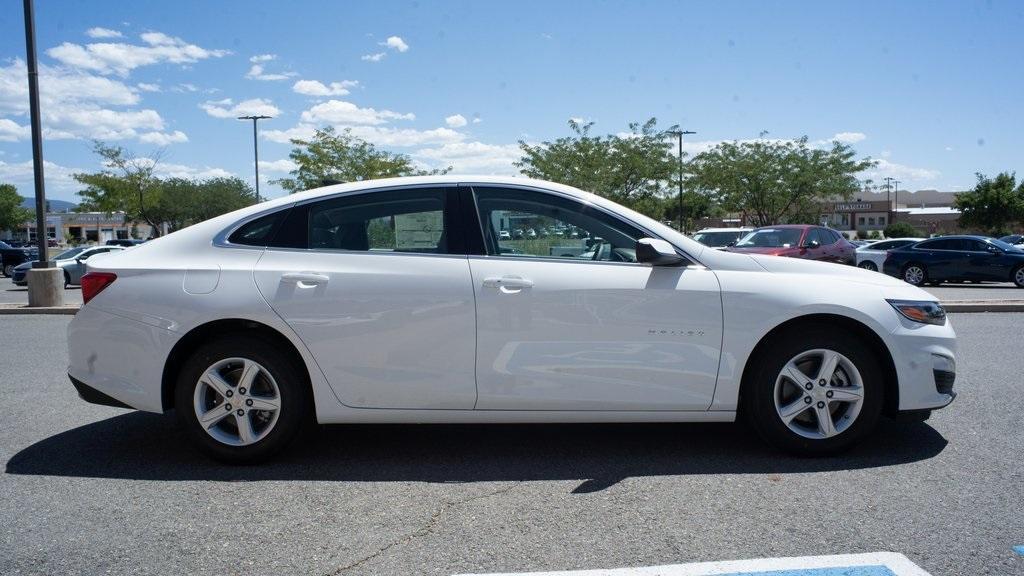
238 115 271 203
667 129 696 232
883 176 894 225
22 0 48 266
893 179 901 223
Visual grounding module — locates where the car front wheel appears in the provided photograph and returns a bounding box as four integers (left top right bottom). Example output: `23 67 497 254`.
2 264 13 277
1013 265 1024 288
175 335 311 463
743 328 883 455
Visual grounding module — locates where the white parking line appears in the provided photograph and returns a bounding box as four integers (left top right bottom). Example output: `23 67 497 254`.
454 552 932 576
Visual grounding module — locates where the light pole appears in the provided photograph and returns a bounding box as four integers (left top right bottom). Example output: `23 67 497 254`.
892 179 901 222
238 115 271 203
667 129 696 232
22 0 48 266
883 176 894 225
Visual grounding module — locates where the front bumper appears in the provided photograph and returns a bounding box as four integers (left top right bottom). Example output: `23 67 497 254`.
889 317 958 411
69 374 133 409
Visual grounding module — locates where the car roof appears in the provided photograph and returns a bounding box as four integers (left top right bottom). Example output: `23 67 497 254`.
695 227 754 233
753 224 814 229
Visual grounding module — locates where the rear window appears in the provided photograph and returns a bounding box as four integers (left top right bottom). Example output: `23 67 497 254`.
228 210 287 246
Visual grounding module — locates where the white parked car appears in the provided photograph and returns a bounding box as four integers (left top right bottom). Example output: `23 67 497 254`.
856 238 925 271
691 227 755 249
67 176 956 462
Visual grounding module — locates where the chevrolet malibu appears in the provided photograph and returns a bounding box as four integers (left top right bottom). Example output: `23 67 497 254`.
67 176 956 462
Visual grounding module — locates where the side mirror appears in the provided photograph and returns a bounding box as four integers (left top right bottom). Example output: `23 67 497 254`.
636 238 685 266
802 240 820 249
75 257 82 263
726 241 737 247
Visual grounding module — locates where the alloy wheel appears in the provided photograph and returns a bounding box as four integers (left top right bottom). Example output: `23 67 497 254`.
773 348 865 440
903 265 925 285
3 264 12 277
193 357 282 447
1016 267 1024 287
858 261 877 271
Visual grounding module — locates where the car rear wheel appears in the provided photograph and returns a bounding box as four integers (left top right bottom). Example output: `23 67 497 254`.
743 327 883 455
1013 265 1024 288
858 261 878 272
902 263 927 286
175 335 311 463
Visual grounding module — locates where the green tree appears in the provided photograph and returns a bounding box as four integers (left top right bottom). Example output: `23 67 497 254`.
685 136 876 227
74 142 164 235
516 118 678 218
274 126 447 193
884 221 922 238
155 177 257 232
0 183 32 233
954 172 1024 235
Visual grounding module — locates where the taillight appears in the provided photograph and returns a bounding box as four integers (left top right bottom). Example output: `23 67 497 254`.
81 272 117 305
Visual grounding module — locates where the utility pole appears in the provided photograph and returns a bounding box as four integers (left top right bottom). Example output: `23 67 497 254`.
667 129 696 232
23 0 48 266
238 115 271 203
883 176 894 225
893 179 901 222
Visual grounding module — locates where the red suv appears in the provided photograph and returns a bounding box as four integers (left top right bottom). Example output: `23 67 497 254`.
725 224 856 265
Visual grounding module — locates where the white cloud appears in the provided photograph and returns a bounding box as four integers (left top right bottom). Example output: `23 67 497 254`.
861 159 941 182
830 131 866 144
381 36 409 52
445 114 468 128
0 159 83 195
261 124 316 144
151 162 234 180
258 159 297 172
42 107 164 140
414 141 521 174
138 130 188 145
0 59 139 115
292 79 359 97
86 27 122 39
361 52 386 62
244 54 296 81
200 98 281 119
300 99 414 125
46 32 230 76
171 83 198 93
345 126 464 147
136 82 160 92
472 117 482 124
0 118 30 142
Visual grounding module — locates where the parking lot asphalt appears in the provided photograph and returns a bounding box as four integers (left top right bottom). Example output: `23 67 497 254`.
0 276 83 305
1 313 1022 575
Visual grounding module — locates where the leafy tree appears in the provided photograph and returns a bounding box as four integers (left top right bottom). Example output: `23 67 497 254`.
516 118 678 217
884 221 922 238
156 177 257 232
685 136 876 227
954 172 1024 235
74 141 164 235
274 126 448 193
0 183 32 233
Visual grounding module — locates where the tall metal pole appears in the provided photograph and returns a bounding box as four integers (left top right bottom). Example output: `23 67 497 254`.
669 129 696 232
23 0 49 265
883 176 893 226
893 179 901 222
238 115 271 203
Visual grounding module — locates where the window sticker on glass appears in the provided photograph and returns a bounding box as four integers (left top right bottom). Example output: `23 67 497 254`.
394 211 444 251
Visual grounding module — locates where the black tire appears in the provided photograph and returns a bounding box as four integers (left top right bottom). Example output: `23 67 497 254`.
63 270 70 289
175 334 312 463
2 263 13 277
858 261 878 272
742 327 884 456
901 263 928 286
1013 265 1024 288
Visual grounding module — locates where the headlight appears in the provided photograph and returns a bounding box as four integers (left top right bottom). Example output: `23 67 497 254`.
887 299 946 326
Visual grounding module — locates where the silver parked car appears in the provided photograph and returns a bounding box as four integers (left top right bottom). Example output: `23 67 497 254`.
12 245 124 287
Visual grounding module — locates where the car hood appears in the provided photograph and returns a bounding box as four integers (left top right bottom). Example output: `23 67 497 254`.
747 253 916 290
727 246 795 255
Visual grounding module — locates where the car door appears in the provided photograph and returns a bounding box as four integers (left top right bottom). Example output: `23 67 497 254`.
964 239 1008 280
251 186 479 410
466 185 723 411
70 247 113 283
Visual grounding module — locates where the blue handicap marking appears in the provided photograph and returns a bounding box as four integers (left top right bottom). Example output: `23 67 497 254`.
454 552 933 575
1013 546 1024 556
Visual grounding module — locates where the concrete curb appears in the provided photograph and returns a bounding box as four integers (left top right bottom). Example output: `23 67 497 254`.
0 304 79 315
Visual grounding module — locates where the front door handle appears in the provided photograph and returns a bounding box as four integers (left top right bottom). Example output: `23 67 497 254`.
482 276 534 291
281 272 330 286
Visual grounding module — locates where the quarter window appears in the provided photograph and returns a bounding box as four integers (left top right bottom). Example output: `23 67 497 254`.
472 187 645 263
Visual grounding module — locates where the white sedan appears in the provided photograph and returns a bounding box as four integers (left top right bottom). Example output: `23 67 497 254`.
855 238 925 271
67 176 956 462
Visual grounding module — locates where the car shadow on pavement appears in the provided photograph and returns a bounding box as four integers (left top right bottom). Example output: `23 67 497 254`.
5 411 947 492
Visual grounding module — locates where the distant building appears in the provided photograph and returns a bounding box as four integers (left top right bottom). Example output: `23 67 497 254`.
1 211 154 244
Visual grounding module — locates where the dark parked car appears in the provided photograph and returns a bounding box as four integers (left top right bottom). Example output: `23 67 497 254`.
999 234 1023 246
725 224 856 265
1 240 36 277
882 235 1024 287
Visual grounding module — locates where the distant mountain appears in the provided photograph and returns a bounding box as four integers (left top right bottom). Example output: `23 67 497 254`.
19 197 78 213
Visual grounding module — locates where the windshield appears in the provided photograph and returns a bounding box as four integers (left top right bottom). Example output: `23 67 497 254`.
736 228 804 248
989 238 1022 252
54 247 88 260
692 230 745 247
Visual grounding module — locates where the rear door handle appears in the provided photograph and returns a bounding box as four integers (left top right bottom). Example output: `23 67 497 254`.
482 276 534 290
281 272 330 286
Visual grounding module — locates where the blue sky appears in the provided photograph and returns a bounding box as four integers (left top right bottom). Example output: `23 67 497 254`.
0 0 1021 202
